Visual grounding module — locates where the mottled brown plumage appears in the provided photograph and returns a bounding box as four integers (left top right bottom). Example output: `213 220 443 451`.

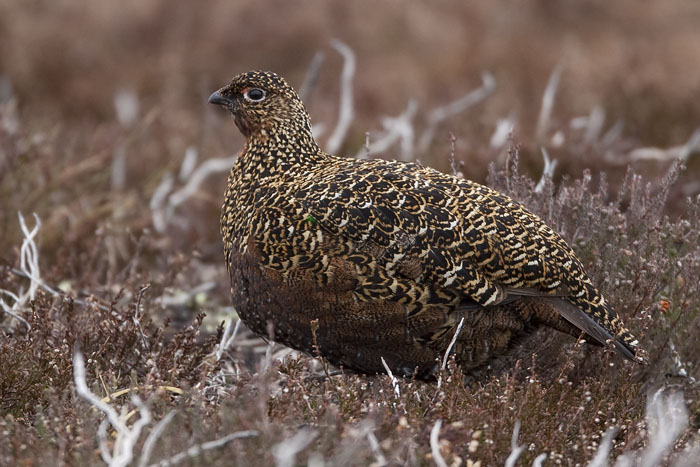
209 70 639 378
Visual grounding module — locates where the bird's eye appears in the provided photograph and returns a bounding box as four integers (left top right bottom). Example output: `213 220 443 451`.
244 88 266 102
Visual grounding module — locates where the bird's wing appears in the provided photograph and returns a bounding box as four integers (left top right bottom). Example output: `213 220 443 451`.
291 157 638 359
294 158 574 303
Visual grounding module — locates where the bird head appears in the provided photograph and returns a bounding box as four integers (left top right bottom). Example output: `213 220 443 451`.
208 70 313 141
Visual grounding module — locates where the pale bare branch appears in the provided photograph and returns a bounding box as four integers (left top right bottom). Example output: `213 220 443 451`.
178 146 198 181
74 348 151 467
639 389 688 467
532 453 548 467
356 100 418 161
535 63 563 142
216 318 242 361
114 87 140 128
139 410 176 467
151 430 259 467
535 148 558 193
366 430 387 466
168 155 237 208
627 128 700 163
490 114 517 149
436 316 465 389
584 106 606 145
299 51 326 102
418 72 495 153
587 427 618 467
504 420 525 467
380 356 401 398
1 212 46 331
325 39 356 154
150 173 175 233
273 428 319 467
430 420 448 467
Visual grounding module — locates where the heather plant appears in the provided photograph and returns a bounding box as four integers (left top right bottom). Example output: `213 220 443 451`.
2 141 698 464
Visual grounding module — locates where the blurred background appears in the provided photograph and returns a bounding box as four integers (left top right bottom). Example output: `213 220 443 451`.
1 0 699 328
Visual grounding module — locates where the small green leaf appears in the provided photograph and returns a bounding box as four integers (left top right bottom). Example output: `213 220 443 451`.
306 214 318 224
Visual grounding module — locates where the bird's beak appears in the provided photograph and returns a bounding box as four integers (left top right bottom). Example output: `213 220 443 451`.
208 90 232 107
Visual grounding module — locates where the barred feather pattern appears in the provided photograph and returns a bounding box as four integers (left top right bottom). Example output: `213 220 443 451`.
213 70 638 378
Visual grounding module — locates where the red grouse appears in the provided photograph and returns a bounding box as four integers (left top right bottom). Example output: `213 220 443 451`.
209 70 639 378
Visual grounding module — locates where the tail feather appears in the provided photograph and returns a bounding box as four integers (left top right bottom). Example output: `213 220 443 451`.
543 296 638 361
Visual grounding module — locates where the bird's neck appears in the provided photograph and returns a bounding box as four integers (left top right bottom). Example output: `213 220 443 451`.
241 125 326 174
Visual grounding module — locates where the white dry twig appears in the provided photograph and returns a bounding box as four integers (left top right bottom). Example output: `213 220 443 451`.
111 88 140 190
356 100 418 161
263 340 276 371
150 174 175 233
627 128 700 163
114 87 140 128
490 115 517 149
587 426 618 467
674 441 700 467
584 106 606 145
77 347 258 466
112 147 127 191
572 106 606 146
168 155 237 208
73 348 151 467
150 154 237 233
0 289 27 329
613 456 633 467
600 120 625 148
366 430 387 466
9 269 110 315
668 340 696 382
436 317 465 389
0 289 30 331
1 213 46 331
418 72 496 153
216 318 242 361
155 281 217 309
18 213 43 301
132 283 151 350
178 146 198 181
299 51 326 102
441 317 465 371
380 356 401 398
532 453 548 467
138 410 176 467
273 428 319 467
325 39 356 154
534 148 558 193
430 420 448 467
638 388 689 467
535 63 563 142
151 430 259 467
504 420 525 467
594 388 691 467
